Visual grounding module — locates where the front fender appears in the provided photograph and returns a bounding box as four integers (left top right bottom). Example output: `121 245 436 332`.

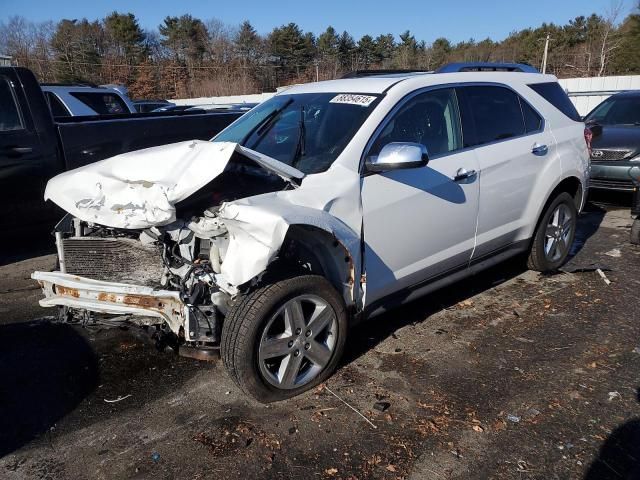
217 197 361 291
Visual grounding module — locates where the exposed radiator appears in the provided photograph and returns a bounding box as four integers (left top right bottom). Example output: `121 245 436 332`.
61 237 164 287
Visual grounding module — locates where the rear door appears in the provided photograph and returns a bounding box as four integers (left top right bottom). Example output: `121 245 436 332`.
457 85 555 258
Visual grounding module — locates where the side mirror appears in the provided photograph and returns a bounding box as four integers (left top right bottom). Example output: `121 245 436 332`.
366 142 429 173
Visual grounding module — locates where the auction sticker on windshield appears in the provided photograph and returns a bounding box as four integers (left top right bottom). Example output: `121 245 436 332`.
330 94 377 107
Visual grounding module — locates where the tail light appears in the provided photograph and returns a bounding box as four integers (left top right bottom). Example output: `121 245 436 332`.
584 127 593 156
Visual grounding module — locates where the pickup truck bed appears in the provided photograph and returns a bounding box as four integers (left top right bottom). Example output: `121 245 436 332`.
0 67 242 245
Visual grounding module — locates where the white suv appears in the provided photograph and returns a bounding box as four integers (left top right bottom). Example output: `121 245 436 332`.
33 63 590 402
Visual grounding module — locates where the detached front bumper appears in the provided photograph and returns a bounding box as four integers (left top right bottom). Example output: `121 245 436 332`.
32 271 188 333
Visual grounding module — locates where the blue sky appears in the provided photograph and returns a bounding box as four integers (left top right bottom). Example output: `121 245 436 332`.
1 0 634 43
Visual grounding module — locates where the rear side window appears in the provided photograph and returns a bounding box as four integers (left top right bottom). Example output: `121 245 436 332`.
45 92 71 117
528 82 581 122
459 86 525 146
0 76 24 131
69 91 129 115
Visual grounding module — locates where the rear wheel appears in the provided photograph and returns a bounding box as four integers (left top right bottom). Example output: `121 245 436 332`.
527 192 577 272
221 275 347 403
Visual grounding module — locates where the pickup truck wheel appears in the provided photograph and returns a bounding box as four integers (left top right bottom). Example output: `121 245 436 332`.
527 192 577 272
221 275 347 403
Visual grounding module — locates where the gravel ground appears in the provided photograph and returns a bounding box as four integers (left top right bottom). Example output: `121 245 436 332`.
0 199 638 480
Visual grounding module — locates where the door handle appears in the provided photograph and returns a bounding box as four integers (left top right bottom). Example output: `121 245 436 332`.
454 168 477 182
531 143 548 156
6 146 33 154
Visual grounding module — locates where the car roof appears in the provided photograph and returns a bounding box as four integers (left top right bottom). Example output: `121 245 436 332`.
134 100 171 104
284 71 557 96
610 90 640 98
41 85 120 94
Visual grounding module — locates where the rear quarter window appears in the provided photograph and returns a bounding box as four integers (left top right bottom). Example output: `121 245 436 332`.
521 99 543 132
528 82 581 122
69 91 129 115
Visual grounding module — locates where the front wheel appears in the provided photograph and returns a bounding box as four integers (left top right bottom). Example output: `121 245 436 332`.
527 192 577 272
221 275 347 403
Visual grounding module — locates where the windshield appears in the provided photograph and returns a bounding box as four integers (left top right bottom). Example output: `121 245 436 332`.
214 92 381 174
585 95 640 126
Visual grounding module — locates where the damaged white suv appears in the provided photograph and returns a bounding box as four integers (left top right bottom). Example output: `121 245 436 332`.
34 64 590 402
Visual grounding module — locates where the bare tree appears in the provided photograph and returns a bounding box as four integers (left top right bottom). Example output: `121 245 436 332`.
597 0 625 76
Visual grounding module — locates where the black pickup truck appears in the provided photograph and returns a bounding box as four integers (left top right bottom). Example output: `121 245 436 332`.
0 67 242 244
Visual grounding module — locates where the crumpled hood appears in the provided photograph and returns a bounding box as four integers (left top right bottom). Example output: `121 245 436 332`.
46 141 236 229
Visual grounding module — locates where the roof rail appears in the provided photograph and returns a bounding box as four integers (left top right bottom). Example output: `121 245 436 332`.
40 82 101 88
435 62 539 73
341 69 431 79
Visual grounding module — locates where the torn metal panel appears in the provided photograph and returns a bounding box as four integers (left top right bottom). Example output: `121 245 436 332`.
33 271 187 332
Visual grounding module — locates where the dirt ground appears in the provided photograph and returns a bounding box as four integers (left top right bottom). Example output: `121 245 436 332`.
0 198 639 480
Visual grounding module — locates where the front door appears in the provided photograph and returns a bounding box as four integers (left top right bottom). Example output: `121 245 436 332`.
361 88 480 305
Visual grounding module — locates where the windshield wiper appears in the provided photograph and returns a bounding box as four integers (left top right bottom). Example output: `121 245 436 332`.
292 106 306 168
240 98 294 147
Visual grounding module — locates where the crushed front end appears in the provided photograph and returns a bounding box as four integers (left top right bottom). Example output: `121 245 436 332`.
34 211 234 355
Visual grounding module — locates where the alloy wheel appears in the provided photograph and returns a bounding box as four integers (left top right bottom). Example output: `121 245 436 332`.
258 294 338 390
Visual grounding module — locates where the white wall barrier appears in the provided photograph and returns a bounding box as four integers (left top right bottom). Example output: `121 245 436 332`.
559 75 640 116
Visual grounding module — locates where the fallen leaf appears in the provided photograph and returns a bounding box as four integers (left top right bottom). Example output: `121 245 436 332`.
472 425 484 432
325 468 338 476
386 465 397 472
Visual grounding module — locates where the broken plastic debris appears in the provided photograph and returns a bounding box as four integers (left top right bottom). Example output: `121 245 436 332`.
506 414 521 423
596 268 611 285
151 452 160 463
104 394 132 403
607 391 621 401
523 408 541 420
560 263 612 274
373 401 391 412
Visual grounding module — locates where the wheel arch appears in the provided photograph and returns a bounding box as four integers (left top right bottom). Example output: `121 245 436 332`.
527 175 583 247
273 224 357 309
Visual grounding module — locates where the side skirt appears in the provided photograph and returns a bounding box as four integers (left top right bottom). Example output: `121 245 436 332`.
358 239 530 322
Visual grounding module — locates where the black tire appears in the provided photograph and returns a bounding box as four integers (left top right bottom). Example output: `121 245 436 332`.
527 192 577 272
221 275 348 403
631 218 640 245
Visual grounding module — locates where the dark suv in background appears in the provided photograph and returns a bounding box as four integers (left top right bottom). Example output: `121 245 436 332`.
585 90 640 191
